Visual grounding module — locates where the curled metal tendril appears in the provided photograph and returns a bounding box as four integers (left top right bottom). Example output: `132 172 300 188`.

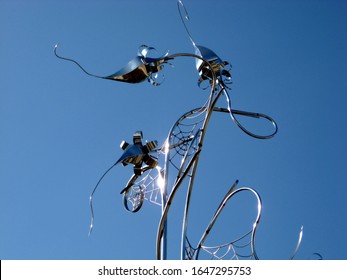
290 225 304 260
122 173 146 213
177 0 196 47
222 91 278 139
88 163 117 237
310 252 323 260
54 44 104 80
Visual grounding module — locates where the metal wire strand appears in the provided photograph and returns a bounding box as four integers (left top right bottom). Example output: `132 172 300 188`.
88 163 117 237
177 0 197 47
222 87 278 139
289 226 304 260
54 44 104 79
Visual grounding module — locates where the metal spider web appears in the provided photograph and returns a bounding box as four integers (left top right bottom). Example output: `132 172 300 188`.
122 104 210 212
122 107 205 212
181 182 262 260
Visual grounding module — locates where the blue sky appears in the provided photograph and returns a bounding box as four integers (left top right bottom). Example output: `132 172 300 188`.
1 0 347 260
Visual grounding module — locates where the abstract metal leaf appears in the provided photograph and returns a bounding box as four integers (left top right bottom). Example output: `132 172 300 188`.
54 44 170 85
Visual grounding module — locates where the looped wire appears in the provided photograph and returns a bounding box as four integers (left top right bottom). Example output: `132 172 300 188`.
219 61 232 88
138 45 170 86
223 89 278 139
138 45 157 58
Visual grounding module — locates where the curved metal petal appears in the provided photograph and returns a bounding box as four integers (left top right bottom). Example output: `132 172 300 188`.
115 145 144 166
104 56 150 83
105 54 170 84
194 45 231 85
195 45 223 70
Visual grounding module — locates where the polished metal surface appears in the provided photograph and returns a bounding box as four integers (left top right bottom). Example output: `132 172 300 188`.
54 44 170 85
56 0 312 260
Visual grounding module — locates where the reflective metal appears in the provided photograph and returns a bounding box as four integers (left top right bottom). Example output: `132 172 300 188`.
115 131 158 174
56 0 315 260
54 44 170 85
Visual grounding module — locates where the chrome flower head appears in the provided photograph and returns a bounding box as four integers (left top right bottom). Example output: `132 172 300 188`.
105 46 171 85
194 45 232 88
54 44 171 86
116 131 158 180
177 1 232 88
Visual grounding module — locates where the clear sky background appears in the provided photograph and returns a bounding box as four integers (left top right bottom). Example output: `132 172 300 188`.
1 0 346 260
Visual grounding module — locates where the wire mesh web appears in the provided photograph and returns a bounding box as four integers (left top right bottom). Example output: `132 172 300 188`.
199 231 256 260
182 185 262 260
184 226 257 260
123 107 208 210
122 163 163 211
167 107 206 173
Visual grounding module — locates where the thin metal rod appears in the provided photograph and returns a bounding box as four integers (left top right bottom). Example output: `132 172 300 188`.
179 87 226 259
54 44 105 79
177 0 197 47
289 226 304 260
88 163 117 236
156 149 202 259
156 52 217 260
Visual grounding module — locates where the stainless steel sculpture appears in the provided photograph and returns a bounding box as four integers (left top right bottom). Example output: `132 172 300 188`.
55 0 305 260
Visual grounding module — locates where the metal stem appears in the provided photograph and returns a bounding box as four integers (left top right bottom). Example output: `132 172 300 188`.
156 52 217 260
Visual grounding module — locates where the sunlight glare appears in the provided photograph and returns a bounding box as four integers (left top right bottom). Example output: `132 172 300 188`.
156 166 165 193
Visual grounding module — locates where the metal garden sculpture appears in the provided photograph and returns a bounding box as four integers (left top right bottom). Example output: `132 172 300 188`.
55 0 304 260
